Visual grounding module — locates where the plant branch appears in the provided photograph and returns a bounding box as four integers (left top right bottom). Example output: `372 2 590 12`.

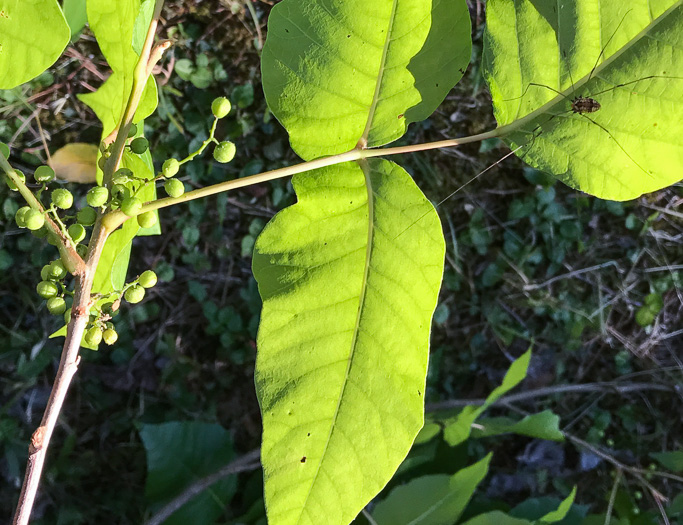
12 2 166 523
145 449 261 525
0 152 84 273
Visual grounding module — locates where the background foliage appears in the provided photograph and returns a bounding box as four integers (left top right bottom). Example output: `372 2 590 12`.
0 1 681 524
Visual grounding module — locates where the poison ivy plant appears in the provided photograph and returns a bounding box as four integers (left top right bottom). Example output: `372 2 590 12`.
483 0 683 200
0 0 70 89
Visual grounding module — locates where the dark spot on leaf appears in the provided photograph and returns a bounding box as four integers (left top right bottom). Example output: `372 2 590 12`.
459 68 465 75
301 456 307 463
347 34 351 38
436 83 439 87
398 114 404 119
653 122 658 127
418 390 421 396
285 28 289 33
307 433 311 437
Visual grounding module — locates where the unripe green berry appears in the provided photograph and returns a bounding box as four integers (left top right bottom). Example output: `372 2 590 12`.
64 308 72 324
121 197 143 217
139 270 157 289
98 156 107 170
37 280 59 299
213 141 236 163
6 170 25 191
52 188 74 210
87 186 109 207
34 165 55 183
47 297 67 315
102 328 118 345
68 223 86 243
15 206 30 228
137 211 157 229
164 179 184 198
127 123 138 138
49 260 67 280
40 265 52 281
124 285 145 304
211 97 232 119
162 158 179 178
111 184 128 199
77 207 97 226
24 209 45 231
85 326 103 346
76 244 88 257
130 137 149 155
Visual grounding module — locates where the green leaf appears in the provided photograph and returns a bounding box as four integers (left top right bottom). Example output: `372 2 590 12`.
253 159 445 525
443 349 531 446
79 0 158 135
462 511 532 525
62 0 88 40
540 487 577 523
140 421 237 525
471 410 564 442
483 0 683 200
372 454 492 525
132 0 155 55
0 0 70 88
262 0 471 161
650 451 683 472
92 149 156 295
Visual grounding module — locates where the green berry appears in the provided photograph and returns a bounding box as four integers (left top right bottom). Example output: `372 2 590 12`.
76 244 88 257
137 211 157 229
15 206 30 228
85 326 103 346
47 297 67 315
121 197 143 217
139 270 157 289
0 142 9 158
52 188 74 210
77 207 97 226
97 155 107 170
24 209 45 231
211 97 232 119
213 141 236 163
164 178 184 198
130 137 149 155
34 165 55 183
87 186 109 207
50 260 68 280
127 123 138 138
102 328 118 345
64 308 72 324
162 158 180 178
40 265 52 281
124 285 145 304
68 223 86 243
37 280 59 299
6 170 25 191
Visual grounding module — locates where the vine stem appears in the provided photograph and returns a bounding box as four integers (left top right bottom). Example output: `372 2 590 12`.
11 2 167 522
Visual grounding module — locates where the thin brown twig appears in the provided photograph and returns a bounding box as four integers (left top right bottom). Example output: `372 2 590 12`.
145 449 261 525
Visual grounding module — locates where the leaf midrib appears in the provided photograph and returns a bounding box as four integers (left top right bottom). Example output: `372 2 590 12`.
359 0 400 147
295 159 376 524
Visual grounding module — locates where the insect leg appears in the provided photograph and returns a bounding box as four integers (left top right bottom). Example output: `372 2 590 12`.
587 75 683 97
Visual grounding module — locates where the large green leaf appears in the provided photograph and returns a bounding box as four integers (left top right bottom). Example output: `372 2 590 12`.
79 0 158 135
372 455 491 525
253 158 445 525
140 421 237 525
483 0 683 200
262 0 471 161
0 0 70 89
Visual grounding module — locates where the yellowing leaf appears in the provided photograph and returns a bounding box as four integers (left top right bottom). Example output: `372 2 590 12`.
50 143 99 183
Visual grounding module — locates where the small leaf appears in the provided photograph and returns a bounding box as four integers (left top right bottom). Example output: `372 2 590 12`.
540 487 577 523
650 451 683 472
50 143 99 183
372 455 492 525
472 410 564 442
0 0 70 89
140 421 237 525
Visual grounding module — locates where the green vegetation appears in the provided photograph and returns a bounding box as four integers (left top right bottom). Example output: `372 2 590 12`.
0 1 680 525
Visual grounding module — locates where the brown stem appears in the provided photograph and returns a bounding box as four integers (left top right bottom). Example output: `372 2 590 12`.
12 2 167 522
